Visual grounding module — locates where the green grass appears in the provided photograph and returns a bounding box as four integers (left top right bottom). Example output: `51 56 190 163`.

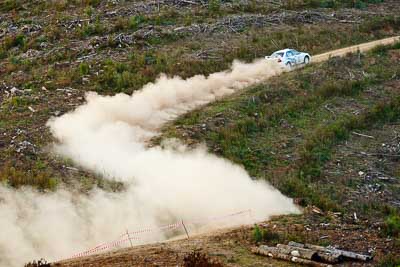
0 0 398 197
79 62 90 76
383 212 400 237
2 3 398 94
285 0 385 9
299 96 400 181
159 43 400 213
0 164 58 191
377 253 400 267
86 15 399 94
252 224 281 244
0 0 23 11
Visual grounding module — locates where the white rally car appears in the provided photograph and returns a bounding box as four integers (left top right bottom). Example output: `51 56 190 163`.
265 49 311 68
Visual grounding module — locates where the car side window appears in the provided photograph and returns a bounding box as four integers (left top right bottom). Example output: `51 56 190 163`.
286 51 293 57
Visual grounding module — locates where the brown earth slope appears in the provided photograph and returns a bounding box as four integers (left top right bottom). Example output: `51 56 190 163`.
54 37 400 267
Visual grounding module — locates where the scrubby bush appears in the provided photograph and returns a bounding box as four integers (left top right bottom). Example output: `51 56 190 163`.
284 0 385 9
79 19 105 37
84 6 94 16
129 15 146 30
208 0 221 14
299 96 400 182
320 0 337 8
79 62 90 76
383 213 400 237
1 0 23 11
24 258 51 267
183 251 224 267
317 80 366 98
97 61 136 92
377 253 400 267
252 225 280 243
252 224 263 242
2 34 26 51
0 164 58 191
82 0 101 7
361 16 400 32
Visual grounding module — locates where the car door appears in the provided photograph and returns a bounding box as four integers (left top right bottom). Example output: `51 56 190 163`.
286 51 295 64
292 50 301 64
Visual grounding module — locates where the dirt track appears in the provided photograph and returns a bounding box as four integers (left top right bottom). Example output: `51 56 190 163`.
54 36 400 267
312 36 400 62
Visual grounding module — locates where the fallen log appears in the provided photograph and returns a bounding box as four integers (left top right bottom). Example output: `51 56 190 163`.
276 244 318 260
251 245 279 256
276 244 342 264
252 246 333 267
317 252 343 264
288 242 373 261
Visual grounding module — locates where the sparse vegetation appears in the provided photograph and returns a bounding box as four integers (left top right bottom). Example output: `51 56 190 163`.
1 1 400 265
383 212 400 237
1 0 23 12
252 225 279 243
299 95 400 181
377 253 400 267
160 43 400 216
24 259 51 267
128 15 146 30
284 0 385 9
0 163 58 191
208 0 222 15
183 251 224 267
252 224 263 243
79 62 90 76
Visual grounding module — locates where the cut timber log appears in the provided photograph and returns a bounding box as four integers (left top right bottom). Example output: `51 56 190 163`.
288 242 373 261
252 246 333 267
277 244 342 264
276 244 318 260
317 252 343 264
252 245 280 256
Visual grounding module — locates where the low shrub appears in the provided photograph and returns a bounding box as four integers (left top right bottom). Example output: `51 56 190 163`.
129 15 146 30
252 224 263 242
383 213 400 237
79 62 90 76
252 224 281 243
0 164 58 191
183 251 224 267
1 0 23 11
208 0 221 15
24 259 51 267
377 253 400 267
299 96 400 181
361 16 400 33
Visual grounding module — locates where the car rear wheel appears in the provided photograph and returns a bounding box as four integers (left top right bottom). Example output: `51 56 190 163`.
304 56 310 64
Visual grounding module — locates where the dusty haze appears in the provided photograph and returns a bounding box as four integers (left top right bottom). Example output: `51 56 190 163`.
0 58 299 266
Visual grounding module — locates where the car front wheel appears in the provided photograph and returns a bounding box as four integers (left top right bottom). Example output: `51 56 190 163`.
286 62 292 69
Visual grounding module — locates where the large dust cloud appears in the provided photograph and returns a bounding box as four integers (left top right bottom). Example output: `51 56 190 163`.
0 59 299 266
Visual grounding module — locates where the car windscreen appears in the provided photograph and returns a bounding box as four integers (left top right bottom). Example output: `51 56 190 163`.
271 52 284 58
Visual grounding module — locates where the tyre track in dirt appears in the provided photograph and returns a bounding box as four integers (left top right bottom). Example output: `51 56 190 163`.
312 36 400 63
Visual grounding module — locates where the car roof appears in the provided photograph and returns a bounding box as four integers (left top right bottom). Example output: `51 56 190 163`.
273 49 296 53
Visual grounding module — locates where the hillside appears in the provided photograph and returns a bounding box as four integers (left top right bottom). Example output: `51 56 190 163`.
156 41 400 266
2 1 400 189
1 1 400 267
54 39 400 267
